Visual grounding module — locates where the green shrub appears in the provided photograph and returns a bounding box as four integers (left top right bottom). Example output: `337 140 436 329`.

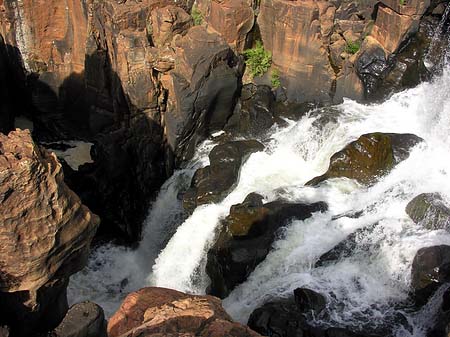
243 40 272 78
271 69 281 89
400 0 406 5
345 40 361 55
191 6 203 26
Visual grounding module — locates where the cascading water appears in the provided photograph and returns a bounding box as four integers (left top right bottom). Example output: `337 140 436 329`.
69 10 450 336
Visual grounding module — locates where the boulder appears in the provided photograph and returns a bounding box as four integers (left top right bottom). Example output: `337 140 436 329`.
183 140 264 213
162 26 243 163
294 288 327 315
206 193 328 298
406 193 450 231
150 5 193 47
225 84 277 137
411 245 450 305
316 223 380 267
0 130 99 336
248 297 370 337
306 133 423 186
51 302 107 337
108 287 262 337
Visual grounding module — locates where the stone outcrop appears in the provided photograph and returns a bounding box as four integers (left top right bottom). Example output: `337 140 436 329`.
162 26 242 163
199 0 255 52
206 193 328 298
0 129 99 336
307 133 423 186
183 140 264 213
51 302 107 337
411 245 450 305
108 287 262 337
406 193 450 230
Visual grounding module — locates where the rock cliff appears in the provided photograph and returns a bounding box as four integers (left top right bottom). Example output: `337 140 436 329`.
0 129 99 336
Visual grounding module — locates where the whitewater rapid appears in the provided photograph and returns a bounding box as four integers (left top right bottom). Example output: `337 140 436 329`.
69 49 450 337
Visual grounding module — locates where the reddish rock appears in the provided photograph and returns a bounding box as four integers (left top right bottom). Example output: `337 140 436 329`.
205 0 255 52
108 287 262 337
257 0 336 102
0 129 99 336
151 5 193 47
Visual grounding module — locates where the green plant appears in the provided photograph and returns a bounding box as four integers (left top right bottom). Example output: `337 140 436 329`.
191 6 203 26
345 40 361 55
271 69 281 89
399 0 406 5
243 40 272 78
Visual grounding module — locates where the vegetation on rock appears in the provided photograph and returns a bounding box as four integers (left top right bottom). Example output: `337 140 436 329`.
345 40 361 54
191 5 203 25
243 40 272 78
271 69 281 88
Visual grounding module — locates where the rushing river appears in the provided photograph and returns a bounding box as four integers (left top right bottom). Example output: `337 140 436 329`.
69 16 450 337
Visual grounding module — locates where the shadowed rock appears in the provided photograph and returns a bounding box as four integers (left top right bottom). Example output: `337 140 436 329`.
206 193 328 298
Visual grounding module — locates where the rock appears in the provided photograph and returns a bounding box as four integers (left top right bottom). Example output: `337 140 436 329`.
316 223 380 267
225 84 277 137
107 287 262 337
427 286 450 337
183 140 264 213
0 327 8 337
248 297 370 337
162 26 242 163
204 0 255 52
411 245 450 305
150 5 193 47
406 193 450 231
294 288 327 315
206 194 328 298
257 0 336 102
306 133 423 186
0 130 99 336
52 302 107 337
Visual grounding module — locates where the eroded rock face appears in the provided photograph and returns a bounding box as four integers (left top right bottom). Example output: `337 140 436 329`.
51 302 107 337
411 245 450 305
406 193 450 231
162 26 242 163
108 287 262 337
206 193 328 298
307 133 423 186
0 129 99 336
183 140 264 213
202 0 255 52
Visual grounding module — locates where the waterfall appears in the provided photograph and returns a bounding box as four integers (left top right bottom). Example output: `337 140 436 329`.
68 9 450 336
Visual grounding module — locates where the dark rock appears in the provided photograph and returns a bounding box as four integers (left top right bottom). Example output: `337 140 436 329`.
51 302 107 337
294 288 327 315
248 298 370 337
206 195 328 298
426 286 450 337
316 223 380 267
406 193 450 231
411 245 450 305
183 140 264 213
306 133 423 186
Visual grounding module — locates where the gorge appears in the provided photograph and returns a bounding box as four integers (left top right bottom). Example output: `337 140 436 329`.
1 0 450 336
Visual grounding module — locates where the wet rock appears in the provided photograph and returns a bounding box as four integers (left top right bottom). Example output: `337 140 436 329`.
406 193 450 231
306 133 423 186
248 297 370 337
206 194 328 298
294 288 327 315
0 130 99 336
51 302 107 337
316 223 380 267
411 245 450 305
108 287 262 337
225 84 277 137
427 286 450 337
162 26 242 163
183 140 264 213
